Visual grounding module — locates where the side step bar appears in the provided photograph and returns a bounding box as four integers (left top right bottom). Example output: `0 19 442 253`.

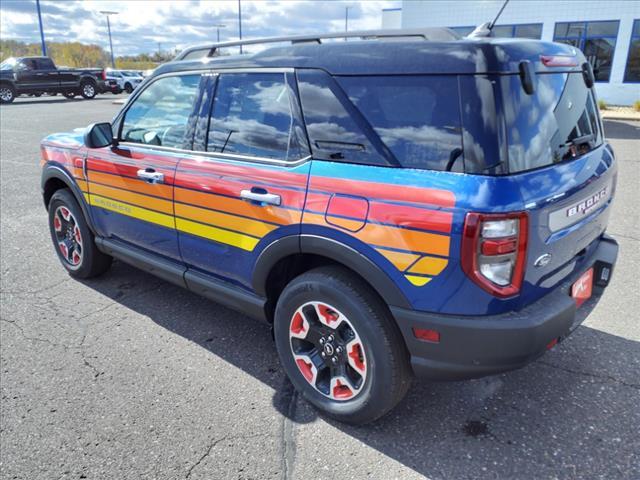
95 237 267 322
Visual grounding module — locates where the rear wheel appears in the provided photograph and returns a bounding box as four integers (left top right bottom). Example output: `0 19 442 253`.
274 266 412 424
48 189 112 278
80 81 97 99
0 84 16 103
124 82 133 94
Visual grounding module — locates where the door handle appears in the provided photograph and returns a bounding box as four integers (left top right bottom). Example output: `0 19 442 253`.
137 168 164 184
240 189 281 206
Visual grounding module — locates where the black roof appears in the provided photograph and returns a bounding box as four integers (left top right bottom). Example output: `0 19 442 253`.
154 36 583 78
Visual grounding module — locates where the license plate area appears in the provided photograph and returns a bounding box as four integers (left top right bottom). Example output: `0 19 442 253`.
571 267 593 307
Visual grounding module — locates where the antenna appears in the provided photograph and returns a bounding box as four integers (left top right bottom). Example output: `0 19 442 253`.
489 0 510 30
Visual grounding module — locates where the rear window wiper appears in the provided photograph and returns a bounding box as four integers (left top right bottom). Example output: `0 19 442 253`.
560 133 596 149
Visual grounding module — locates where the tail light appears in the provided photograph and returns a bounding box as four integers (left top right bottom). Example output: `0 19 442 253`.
461 212 528 298
540 55 578 67
101 70 107 81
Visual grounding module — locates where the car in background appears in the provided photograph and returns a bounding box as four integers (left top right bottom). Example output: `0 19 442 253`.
105 69 144 94
0 56 109 103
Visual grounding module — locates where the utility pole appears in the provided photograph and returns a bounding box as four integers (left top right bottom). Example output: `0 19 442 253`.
345 6 352 38
36 0 47 56
238 0 243 54
213 24 226 43
100 10 118 69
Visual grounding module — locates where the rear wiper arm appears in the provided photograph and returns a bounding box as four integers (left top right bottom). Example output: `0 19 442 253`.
560 133 596 149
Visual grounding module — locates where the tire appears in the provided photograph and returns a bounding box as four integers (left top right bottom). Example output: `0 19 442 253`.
0 84 16 104
274 266 412 425
80 81 97 99
48 189 112 279
124 83 133 94
33 92 42 97
63 91 76 99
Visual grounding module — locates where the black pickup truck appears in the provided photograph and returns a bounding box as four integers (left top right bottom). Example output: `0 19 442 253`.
0 56 114 103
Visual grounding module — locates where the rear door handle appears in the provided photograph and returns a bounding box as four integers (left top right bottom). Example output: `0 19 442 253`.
137 168 164 184
240 189 281 206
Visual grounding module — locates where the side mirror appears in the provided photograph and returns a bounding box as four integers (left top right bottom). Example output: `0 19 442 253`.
582 62 595 88
84 122 114 148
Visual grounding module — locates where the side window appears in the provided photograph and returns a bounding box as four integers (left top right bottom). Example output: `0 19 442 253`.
35 58 55 70
297 69 389 166
338 75 463 171
121 74 201 149
207 73 305 160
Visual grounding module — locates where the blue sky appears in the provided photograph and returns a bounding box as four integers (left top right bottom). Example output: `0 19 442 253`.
0 0 400 55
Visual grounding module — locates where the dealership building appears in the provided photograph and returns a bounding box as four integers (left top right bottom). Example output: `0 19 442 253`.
382 0 640 105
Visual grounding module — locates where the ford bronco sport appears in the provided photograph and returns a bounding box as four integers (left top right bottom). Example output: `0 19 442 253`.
40 29 618 424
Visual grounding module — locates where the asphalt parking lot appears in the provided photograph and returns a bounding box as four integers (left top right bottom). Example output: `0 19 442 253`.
1 95 639 480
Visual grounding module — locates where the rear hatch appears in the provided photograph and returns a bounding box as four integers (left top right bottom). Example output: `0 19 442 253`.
499 69 616 305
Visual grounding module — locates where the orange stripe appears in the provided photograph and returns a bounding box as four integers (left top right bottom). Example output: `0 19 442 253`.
175 203 277 238
89 182 173 214
76 179 88 192
303 212 450 257
88 170 173 200
175 188 300 226
375 248 420 271
408 256 448 276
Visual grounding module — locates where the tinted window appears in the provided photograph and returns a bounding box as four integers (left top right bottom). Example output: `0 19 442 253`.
35 58 55 69
339 75 463 171
502 73 603 173
624 20 640 83
554 21 619 82
207 73 302 160
297 69 388 166
121 74 200 149
514 24 542 39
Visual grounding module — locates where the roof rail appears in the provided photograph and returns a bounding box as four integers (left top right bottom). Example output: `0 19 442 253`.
175 28 459 61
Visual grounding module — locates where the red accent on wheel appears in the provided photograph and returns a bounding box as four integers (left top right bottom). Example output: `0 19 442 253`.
59 207 71 220
296 358 314 382
317 304 339 325
291 312 305 335
348 342 365 372
74 225 82 244
53 216 62 231
59 242 68 258
332 379 353 399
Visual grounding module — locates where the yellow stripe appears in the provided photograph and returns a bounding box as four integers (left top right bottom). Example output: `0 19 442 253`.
175 218 259 251
405 275 432 287
175 203 276 239
408 256 448 276
89 182 173 214
88 194 175 229
375 248 420 271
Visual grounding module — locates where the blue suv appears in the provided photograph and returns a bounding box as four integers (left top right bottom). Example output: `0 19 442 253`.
41 29 618 424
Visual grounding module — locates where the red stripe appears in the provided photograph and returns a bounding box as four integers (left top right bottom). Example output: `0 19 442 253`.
311 177 455 208
87 157 177 183
326 195 369 221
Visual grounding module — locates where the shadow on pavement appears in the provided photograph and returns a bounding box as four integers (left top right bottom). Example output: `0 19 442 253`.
1 95 124 107
82 261 640 479
603 119 640 140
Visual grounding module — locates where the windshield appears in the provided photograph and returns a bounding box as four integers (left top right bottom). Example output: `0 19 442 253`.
502 72 602 173
0 57 18 70
122 72 139 77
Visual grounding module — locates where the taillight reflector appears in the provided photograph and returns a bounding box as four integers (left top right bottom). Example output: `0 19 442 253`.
461 212 528 298
413 327 440 343
541 55 578 67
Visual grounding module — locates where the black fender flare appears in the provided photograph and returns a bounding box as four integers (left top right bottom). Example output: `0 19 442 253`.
252 234 411 309
41 164 97 234
0 78 16 90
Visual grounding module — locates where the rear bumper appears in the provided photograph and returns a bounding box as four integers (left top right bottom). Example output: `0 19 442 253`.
391 234 619 380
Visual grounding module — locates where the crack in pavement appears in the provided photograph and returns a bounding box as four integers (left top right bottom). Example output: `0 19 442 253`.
537 360 640 390
280 379 298 480
0 317 71 350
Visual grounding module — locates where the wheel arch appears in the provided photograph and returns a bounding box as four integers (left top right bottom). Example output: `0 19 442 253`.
253 235 411 322
41 165 96 234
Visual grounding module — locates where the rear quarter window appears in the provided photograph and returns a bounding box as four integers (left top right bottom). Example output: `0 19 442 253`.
338 75 464 171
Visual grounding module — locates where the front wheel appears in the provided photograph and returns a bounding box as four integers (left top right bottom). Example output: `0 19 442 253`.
124 83 133 94
80 81 97 99
0 84 16 103
48 189 112 278
274 266 412 425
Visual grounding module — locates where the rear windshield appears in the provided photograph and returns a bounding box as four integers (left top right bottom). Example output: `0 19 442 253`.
502 72 603 173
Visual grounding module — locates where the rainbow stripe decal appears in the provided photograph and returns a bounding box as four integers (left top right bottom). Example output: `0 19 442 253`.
43 146 454 287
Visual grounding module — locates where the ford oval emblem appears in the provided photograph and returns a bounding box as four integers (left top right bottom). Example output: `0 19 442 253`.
534 253 552 268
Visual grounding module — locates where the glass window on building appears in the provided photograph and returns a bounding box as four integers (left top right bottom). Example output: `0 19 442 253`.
624 19 640 83
554 21 620 82
492 24 543 39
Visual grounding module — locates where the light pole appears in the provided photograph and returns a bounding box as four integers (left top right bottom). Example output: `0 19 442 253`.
238 0 243 54
99 10 118 69
36 0 47 56
214 23 226 43
345 6 352 35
